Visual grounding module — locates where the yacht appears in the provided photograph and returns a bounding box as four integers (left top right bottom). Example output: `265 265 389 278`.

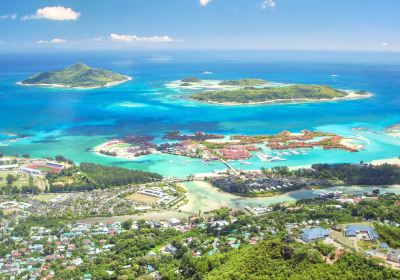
300 149 308 154
256 152 270 162
271 156 286 161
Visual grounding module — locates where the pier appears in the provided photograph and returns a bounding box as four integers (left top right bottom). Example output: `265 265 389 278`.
220 159 238 175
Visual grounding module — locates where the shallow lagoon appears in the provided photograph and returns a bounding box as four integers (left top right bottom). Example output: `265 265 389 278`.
0 51 399 177
181 181 400 213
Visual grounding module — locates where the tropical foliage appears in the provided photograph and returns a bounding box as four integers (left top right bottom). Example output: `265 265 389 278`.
21 63 128 87
191 85 347 104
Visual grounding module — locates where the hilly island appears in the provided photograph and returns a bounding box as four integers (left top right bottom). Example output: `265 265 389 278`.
176 78 371 105
19 62 131 89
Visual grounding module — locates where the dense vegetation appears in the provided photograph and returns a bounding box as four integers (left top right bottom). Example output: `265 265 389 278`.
48 194 400 279
210 163 400 196
295 163 400 185
21 63 128 88
191 85 348 104
206 240 399 280
375 224 400 249
181 77 202 83
219 78 268 86
47 162 162 192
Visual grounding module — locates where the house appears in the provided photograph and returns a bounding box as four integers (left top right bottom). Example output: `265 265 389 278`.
300 227 330 242
164 245 177 255
387 249 400 263
169 218 181 227
212 220 229 229
31 244 44 253
344 224 379 241
380 243 389 250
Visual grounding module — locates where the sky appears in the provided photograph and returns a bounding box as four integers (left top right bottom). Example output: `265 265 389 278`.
0 0 399 52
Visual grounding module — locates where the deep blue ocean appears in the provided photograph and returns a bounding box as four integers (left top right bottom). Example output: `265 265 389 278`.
0 50 399 176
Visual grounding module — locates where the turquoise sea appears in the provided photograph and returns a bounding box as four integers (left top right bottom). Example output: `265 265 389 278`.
0 51 399 177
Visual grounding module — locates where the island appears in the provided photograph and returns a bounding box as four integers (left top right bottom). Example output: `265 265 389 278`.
190 84 371 105
18 62 132 89
219 78 268 86
167 78 371 105
386 124 400 138
93 130 364 168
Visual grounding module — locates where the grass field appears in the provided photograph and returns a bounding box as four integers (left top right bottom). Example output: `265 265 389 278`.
331 231 356 250
0 172 29 188
34 166 54 172
126 193 158 204
32 193 61 202
0 171 48 190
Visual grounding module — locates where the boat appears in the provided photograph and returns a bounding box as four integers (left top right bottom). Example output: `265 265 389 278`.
282 151 291 156
256 152 272 162
271 156 286 161
240 161 252 165
291 150 300 155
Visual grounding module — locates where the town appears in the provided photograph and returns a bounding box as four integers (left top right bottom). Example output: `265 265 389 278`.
1 190 400 279
93 130 364 166
1 153 400 279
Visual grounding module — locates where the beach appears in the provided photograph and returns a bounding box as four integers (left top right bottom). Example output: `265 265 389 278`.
371 158 400 166
188 91 373 106
16 76 132 90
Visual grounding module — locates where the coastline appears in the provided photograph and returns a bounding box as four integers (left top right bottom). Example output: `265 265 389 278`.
16 76 132 90
340 138 365 151
370 158 400 166
189 91 373 106
77 181 400 223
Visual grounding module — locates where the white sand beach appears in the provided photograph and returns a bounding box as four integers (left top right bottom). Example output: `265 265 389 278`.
17 76 132 90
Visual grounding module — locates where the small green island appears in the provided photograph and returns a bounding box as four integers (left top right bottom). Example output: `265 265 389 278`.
175 78 371 105
18 62 131 89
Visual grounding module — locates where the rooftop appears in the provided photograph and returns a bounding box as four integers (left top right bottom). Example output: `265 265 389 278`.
300 227 330 241
344 224 379 240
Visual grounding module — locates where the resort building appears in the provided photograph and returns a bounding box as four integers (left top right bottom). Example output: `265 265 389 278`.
300 227 331 242
19 167 43 176
387 249 400 263
344 224 379 241
169 218 181 227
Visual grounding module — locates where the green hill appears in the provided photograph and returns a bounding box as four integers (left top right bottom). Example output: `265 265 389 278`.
219 78 268 86
191 84 349 104
20 62 130 88
205 240 400 280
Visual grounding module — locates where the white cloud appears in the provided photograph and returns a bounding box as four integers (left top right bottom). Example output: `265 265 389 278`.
22 6 80 21
51 38 66 44
381 42 389 47
0 14 17 20
110 33 174 43
36 38 66 44
259 0 276 9
200 0 212 6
